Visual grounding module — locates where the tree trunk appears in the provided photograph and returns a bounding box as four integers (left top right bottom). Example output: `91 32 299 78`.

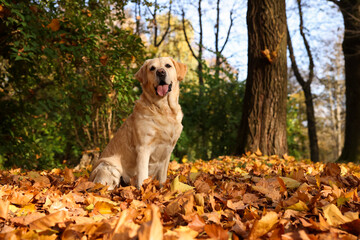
337 1 360 162
303 85 319 162
235 0 288 156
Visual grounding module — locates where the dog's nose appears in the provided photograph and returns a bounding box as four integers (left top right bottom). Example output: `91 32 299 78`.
156 68 166 78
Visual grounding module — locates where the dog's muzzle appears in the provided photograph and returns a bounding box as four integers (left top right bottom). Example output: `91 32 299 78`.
155 81 172 97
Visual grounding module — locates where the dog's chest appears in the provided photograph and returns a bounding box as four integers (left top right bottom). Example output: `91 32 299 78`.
154 114 182 145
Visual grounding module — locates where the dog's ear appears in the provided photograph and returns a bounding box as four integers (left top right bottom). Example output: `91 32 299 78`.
171 58 187 81
135 60 149 85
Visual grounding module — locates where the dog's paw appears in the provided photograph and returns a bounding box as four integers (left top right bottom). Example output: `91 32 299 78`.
90 162 121 190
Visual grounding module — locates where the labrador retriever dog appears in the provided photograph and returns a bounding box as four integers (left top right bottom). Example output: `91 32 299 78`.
89 57 187 190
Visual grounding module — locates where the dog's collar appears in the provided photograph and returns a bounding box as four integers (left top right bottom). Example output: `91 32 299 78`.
155 82 172 96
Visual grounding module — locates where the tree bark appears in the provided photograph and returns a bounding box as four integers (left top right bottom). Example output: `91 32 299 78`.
235 0 288 156
335 0 360 162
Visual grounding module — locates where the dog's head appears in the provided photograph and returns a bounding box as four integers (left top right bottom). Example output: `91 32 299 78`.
135 57 187 97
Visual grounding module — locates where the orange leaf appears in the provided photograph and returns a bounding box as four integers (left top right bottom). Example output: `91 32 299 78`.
47 19 60 32
99 55 108 66
188 214 205 233
0 199 10 219
138 205 163 240
29 211 67 230
204 224 228 240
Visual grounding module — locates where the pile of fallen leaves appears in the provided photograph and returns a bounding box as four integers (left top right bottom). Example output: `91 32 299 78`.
1 153 360 239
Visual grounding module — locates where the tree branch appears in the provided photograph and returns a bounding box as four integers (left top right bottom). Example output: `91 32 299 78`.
220 10 234 54
297 0 314 86
287 25 306 87
155 1 171 47
182 9 198 60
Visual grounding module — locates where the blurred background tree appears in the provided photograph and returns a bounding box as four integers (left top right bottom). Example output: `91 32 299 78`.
0 0 145 168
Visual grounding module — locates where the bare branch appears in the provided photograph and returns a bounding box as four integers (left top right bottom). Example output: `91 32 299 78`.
215 0 220 54
220 10 234 54
182 9 198 60
155 1 171 47
297 0 314 85
287 25 306 87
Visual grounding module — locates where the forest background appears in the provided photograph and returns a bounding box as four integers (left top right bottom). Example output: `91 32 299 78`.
0 0 354 169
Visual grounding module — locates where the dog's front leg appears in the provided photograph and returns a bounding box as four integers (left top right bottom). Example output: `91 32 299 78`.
158 154 171 186
136 148 150 189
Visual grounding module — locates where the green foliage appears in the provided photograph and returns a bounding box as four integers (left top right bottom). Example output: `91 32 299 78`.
176 62 245 161
286 95 309 159
0 0 145 169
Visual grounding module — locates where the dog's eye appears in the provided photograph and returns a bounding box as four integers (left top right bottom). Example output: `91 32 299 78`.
150 66 156 71
165 64 172 68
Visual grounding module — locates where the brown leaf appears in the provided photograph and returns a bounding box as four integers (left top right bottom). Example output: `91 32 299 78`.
64 167 75 182
74 181 95 192
165 199 181 217
226 200 245 211
341 219 360 235
204 224 228 240
322 163 341 177
99 55 108 66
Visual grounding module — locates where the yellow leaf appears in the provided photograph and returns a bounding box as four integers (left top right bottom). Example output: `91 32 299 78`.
85 204 94 212
94 201 115 215
17 204 37 216
287 200 309 211
170 176 194 193
279 177 301 189
190 165 198 173
174 226 199 238
323 203 358 226
249 211 278 240
255 148 262 156
9 204 19 213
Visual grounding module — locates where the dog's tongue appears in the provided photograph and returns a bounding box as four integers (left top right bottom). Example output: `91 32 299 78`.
157 85 169 97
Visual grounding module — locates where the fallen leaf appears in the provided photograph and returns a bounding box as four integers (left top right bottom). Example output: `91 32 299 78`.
187 214 205 232
29 211 67 230
0 199 9 219
227 200 245 211
249 211 279 240
64 168 75 182
279 176 301 189
322 203 358 226
170 176 194 193
204 224 228 240
93 201 115 215
287 200 309 211
138 205 163 240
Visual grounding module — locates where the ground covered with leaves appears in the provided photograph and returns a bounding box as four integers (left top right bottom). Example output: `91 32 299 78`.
1 153 360 239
